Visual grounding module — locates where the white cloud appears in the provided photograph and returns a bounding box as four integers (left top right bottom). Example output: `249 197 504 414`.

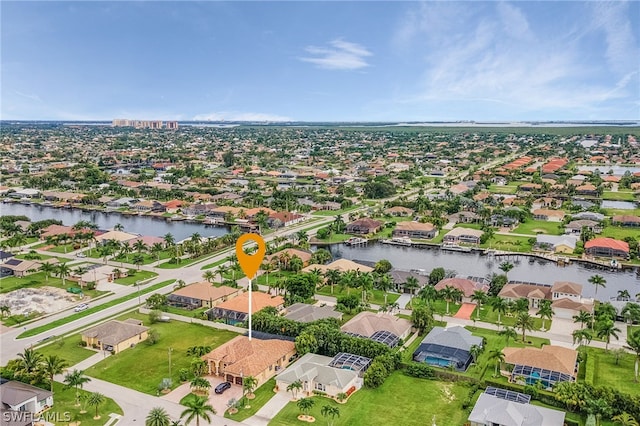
192 111 292 122
300 39 372 70
14 91 43 102
496 2 534 41
591 1 639 75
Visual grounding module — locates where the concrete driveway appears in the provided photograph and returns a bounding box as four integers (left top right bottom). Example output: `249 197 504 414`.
548 317 579 347
162 376 244 417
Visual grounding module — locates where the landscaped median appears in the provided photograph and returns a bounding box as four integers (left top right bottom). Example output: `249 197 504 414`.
17 279 176 338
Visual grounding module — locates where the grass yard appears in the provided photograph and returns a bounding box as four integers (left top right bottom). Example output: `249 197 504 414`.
312 206 360 216
85 314 238 395
269 372 469 426
36 334 96 365
114 270 158 285
312 233 352 243
224 378 277 421
481 235 533 252
602 191 636 201
488 184 519 194
0 271 107 300
600 226 640 241
585 347 640 396
49 382 123 426
602 207 640 217
315 285 400 306
200 257 229 270
44 243 77 254
512 220 563 236
476 306 545 331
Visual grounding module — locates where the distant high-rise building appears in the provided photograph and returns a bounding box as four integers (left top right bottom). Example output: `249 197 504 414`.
113 119 169 129
165 121 178 130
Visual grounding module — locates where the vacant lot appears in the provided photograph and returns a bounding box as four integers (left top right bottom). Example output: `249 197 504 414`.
513 220 563 236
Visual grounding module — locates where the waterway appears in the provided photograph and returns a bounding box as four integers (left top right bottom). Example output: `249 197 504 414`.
325 243 639 301
0 203 229 241
578 165 640 176
601 200 637 210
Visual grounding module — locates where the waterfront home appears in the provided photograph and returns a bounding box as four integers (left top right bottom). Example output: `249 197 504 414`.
284 303 343 323
413 326 483 372
551 298 594 320
0 379 54 420
468 391 565 426
301 258 373 274
167 283 241 309
266 248 313 268
341 311 412 347
268 211 304 228
81 319 149 353
498 282 551 309
384 206 415 217
202 336 296 388
584 237 630 259
9 188 40 199
106 197 138 209
611 215 640 227
575 184 598 196
572 211 605 222
434 277 489 300
532 209 565 222
345 218 383 235
275 353 360 398
392 221 437 239
209 206 243 219
447 211 480 224
518 183 542 192
443 227 483 245
389 270 429 293
207 292 285 325
502 345 578 388
564 220 602 235
534 235 578 254
94 230 138 244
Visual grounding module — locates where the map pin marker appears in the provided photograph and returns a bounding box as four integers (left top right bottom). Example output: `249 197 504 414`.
235 233 266 280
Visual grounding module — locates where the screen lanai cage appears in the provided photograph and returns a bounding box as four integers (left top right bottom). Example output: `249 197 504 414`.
328 352 372 377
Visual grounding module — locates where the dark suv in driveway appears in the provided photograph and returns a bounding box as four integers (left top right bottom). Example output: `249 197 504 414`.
214 381 231 394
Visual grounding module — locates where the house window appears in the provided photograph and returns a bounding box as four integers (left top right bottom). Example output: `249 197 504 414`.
315 383 326 392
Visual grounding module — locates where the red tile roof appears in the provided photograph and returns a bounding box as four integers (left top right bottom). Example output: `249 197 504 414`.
584 237 629 252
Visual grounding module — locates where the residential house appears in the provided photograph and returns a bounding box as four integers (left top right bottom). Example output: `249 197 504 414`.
534 235 579 254
81 319 149 353
168 283 241 310
202 336 296 387
0 380 53 422
564 220 602 235
551 298 594 320
268 212 304 228
488 215 519 228
266 248 313 268
106 197 137 209
0 259 58 278
389 270 429 293
502 345 578 387
0 250 13 264
413 326 483 372
572 211 605 222
341 311 412 347
94 230 138 245
207 292 285 325
434 277 489 301
443 227 483 245
392 221 438 239
447 212 480 224
612 215 640 227
345 218 383 235
209 206 243 219
518 183 542 192
384 206 415 217
275 353 360 398
576 184 598 196
183 203 217 216
284 303 343 323
10 188 40 199
585 237 630 259
468 391 565 426
301 258 373 275
498 282 551 309
532 209 565 222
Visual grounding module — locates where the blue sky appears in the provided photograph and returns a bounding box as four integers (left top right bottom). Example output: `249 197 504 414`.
2 1 639 121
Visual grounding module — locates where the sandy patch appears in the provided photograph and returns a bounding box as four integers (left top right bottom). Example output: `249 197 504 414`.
0 286 81 316
531 229 548 234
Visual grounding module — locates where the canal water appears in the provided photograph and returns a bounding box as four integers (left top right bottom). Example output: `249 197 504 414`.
0 203 229 241
325 243 639 301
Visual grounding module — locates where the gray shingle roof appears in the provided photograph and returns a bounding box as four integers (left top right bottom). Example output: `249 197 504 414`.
284 303 342 323
421 326 483 351
468 393 565 426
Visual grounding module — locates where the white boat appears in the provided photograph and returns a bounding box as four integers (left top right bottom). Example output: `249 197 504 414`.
441 243 472 252
345 237 368 246
382 237 412 246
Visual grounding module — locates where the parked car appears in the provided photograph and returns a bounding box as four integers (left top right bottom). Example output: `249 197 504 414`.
76 253 86 258
214 382 231 394
74 303 89 312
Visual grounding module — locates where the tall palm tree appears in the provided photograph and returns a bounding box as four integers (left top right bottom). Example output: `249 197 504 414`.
498 261 514 277
133 239 148 254
39 262 56 282
499 327 518 347
202 271 215 284
471 290 487 320
588 274 607 299
611 413 639 426
87 392 105 419
146 407 171 426
572 328 593 348
321 405 340 426
42 354 68 393
190 233 202 246
439 285 463 315
56 262 72 286
573 311 593 329
537 300 554 330
488 350 505 377
180 396 216 426
17 348 43 375
63 369 92 406
324 269 342 295
418 285 438 307
515 312 534 342
596 319 621 351
242 376 258 398
358 272 374 303
404 276 420 297
625 329 640 383
114 223 124 231
150 242 164 265
287 380 303 400
489 296 509 328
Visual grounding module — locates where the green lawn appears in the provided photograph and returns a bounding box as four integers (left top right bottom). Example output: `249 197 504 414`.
36 334 96 365
200 257 229 271
224 378 277 420
488 184 519 194
512 220 563 236
584 346 639 396
476 306 546 331
312 233 352 243
481 235 533 252
602 191 636 201
315 286 400 306
164 305 208 319
269 372 469 426
600 226 640 240
602 208 640 217
85 314 238 395
312 205 360 216
114 270 158 285
17 279 175 338
44 243 77 254
49 382 123 426
0 271 107 300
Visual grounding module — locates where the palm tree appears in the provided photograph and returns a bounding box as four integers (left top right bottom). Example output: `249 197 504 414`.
537 300 554 330
88 392 105 419
404 276 420 297
42 354 68 393
134 239 148 254
114 223 124 231
133 253 144 271
489 296 508 328
499 327 518 347
150 242 164 264
146 407 171 426
63 369 92 406
287 380 303 400
573 311 593 329
324 269 342 295
588 274 607 299
242 376 258 398
180 396 216 426
190 233 202 246
469 344 483 364
572 328 593 348
321 405 340 426
163 233 175 248
596 319 621 351
471 290 487 320
625 329 640 383
297 398 315 418
190 377 211 395
488 349 505 377
418 285 438 307
498 261 514 277
202 271 215 284
611 413 639 426
39 262 56 282
515 312 534 342
439 285 462 315
358 272 374 304
17 348 43 375
56 262 72 286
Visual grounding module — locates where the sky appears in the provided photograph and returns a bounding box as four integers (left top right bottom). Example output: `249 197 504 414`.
2 1 639 122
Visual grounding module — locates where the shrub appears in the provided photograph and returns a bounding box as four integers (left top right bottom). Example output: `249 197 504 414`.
147 329 159 345
149 310 162 324
79 340 88 347
405 363 435 379
179 368 190 382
